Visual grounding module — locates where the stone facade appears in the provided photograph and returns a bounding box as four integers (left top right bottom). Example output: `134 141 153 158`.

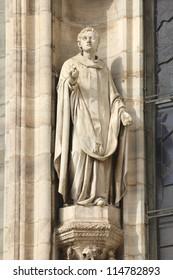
0 0 5 260
2 0 52 260
0 0 144 260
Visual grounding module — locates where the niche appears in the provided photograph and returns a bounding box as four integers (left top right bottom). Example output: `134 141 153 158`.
52 0 120 73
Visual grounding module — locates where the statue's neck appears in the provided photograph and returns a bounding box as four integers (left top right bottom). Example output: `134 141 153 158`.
82 51 96 61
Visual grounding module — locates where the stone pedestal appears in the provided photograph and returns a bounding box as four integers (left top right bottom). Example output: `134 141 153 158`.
56 205 123 260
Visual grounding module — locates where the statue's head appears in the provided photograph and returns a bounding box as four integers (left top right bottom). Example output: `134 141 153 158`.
82 247 94 260
77 27 100 54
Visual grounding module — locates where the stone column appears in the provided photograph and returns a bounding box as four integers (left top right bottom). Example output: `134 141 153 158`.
0 0 5 260
3 0 52 259
121 0 145 259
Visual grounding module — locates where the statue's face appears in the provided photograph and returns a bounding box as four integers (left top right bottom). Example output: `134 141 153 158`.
82 248 92 260
79 31 99 53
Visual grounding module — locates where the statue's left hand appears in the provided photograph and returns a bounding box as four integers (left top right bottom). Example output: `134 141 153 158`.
121 111 132 126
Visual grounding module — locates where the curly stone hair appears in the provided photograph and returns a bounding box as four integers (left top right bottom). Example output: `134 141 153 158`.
77 27 100 52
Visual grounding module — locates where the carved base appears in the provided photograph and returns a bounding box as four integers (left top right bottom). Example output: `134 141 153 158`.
55 205 123 260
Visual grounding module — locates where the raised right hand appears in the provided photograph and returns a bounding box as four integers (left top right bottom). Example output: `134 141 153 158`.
68 67 79 85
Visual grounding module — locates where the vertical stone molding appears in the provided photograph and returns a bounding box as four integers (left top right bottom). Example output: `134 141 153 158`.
121 0 145 259
0 0 5 259
3 0 52 259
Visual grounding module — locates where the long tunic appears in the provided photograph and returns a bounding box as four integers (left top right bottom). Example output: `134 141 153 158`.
54 53 128 205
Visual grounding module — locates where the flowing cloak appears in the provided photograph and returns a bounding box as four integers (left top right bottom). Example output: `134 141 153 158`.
54 53 128 205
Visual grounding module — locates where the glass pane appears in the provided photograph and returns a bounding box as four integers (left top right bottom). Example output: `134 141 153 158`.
155 1 173 260
155 0 173 97
159 246 173 260
157 216 173 260
156 104 173 259
146 0 173 260
156 103 173 192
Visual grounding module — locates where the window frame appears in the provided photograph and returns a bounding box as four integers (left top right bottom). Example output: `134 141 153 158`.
144 0 173 260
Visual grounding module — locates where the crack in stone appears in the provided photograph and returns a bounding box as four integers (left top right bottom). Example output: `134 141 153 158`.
156 15 173 32
156 56 173 73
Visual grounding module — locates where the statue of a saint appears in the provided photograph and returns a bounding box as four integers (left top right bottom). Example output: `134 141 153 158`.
54 27 132 206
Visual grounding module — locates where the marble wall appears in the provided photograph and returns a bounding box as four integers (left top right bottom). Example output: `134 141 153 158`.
3 0 52 259
0 0 5 260
121 0 145 260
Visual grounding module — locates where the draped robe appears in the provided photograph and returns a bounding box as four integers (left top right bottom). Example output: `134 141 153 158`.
54 53 128 206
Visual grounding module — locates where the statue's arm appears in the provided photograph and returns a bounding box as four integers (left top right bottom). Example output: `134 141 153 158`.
120 111 132 126
108 68 132 126
57 59 79 94
68 67 79 86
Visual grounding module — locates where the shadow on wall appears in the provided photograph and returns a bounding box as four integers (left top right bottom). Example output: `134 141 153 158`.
53 0 113 72
112 57 143 259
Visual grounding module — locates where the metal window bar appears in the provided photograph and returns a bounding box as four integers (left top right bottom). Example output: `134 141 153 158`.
157 244 173 249
147 207 173 219
144 94 173 104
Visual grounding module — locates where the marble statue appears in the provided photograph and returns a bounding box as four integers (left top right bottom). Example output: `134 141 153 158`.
66 247 76 260
82 247 94 260
54 27 132 207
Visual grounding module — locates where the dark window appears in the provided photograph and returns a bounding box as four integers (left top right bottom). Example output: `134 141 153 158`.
144 0 173 260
